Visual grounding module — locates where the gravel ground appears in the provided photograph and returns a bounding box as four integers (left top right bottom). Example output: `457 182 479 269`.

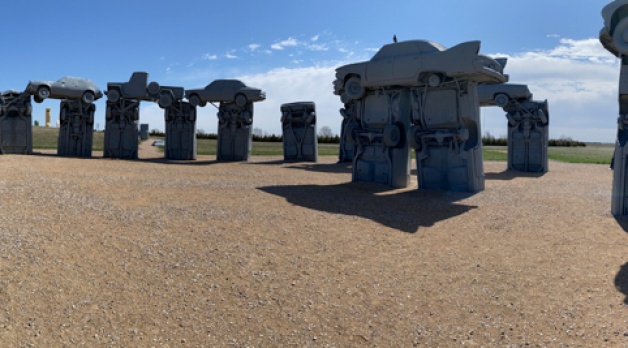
1 141 627 347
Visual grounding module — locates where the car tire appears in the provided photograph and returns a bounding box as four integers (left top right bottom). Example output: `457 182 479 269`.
235 94 247 108
407 125 423 151
107 89 120 103
147 82 160 96
383 124 402 147
614 18 628 55
494 93 510 108
344 76 365 100
34 96 43 104
82 91 96 104
188 94 201 107
159 93 173 108
37 86 50 100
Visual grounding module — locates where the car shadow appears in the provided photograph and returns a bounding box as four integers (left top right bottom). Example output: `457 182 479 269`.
285 162 353 174
246 160 353 174
137 157 218 166
615 262 628 305
614 216 628 234
258 182 476 233
485 170 546 181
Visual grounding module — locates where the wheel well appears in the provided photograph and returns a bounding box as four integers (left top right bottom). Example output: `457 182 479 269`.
612 5 628 34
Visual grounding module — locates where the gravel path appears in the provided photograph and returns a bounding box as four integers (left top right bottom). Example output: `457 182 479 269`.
0 148 627 346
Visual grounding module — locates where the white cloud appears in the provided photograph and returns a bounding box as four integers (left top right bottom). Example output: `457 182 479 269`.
249 44 261 52
202 53 217 60
234 65 342 137
225 51 238 59
311 34 319 42
271 37 299 50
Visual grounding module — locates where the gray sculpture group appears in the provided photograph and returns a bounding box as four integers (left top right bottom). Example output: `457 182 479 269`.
335 40 549 191
51 8 628 209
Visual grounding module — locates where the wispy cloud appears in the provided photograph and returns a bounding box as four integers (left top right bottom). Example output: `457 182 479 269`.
311 34 319 42
271 37 299 50
249 44 261 52
202 53 217 60
226 50 238 59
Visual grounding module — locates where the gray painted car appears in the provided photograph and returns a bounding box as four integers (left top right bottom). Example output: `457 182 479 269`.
333 40 508 102
477 83 532 107
25 76 103 104
185 79 266 107
600 0 628 56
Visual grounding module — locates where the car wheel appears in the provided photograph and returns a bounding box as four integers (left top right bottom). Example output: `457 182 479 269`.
235 94 247 107
383 124 402 147
159 93 173 108
494 93 510 108
614 18 628 55
82 91 96 104
147 81 160 96
188 94 201 107
37 86 50 100
107 89 120 103
343 76 365 100
34 96 43 104
407 125 423 151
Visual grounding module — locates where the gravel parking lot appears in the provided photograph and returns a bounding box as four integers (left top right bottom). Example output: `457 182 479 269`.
1 141 627 346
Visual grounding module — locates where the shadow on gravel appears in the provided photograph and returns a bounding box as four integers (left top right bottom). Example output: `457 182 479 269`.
258 183 476 233
615 263 628 305
137 158 219 166
246 161 353 174
485 170 545 181
285 162 353 174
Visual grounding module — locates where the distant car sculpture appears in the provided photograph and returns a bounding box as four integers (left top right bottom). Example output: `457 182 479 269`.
477 83 532 108
25 76 103 104
0 90 32 154
333 40 507 103
478 83 549 173
185 79 266 107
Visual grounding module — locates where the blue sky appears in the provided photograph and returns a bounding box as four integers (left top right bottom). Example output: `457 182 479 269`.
0 0 618 142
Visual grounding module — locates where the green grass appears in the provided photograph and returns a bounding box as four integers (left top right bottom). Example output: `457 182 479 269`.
194 138 340 156
31 127 616 164
32 126 105 151
481 144 614 165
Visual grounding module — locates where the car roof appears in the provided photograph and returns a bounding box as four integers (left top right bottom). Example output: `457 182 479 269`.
372 40 446 60
207 79 246 88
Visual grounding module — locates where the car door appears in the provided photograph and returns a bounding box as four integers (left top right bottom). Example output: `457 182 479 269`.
206 80 223 101
392 42 422 84
366 46 394 85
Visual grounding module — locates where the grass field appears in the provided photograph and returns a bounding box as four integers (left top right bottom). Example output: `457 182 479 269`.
32 127 615 164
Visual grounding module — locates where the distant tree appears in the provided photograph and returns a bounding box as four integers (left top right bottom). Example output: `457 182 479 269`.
318 125 334 137
34 120 39 126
